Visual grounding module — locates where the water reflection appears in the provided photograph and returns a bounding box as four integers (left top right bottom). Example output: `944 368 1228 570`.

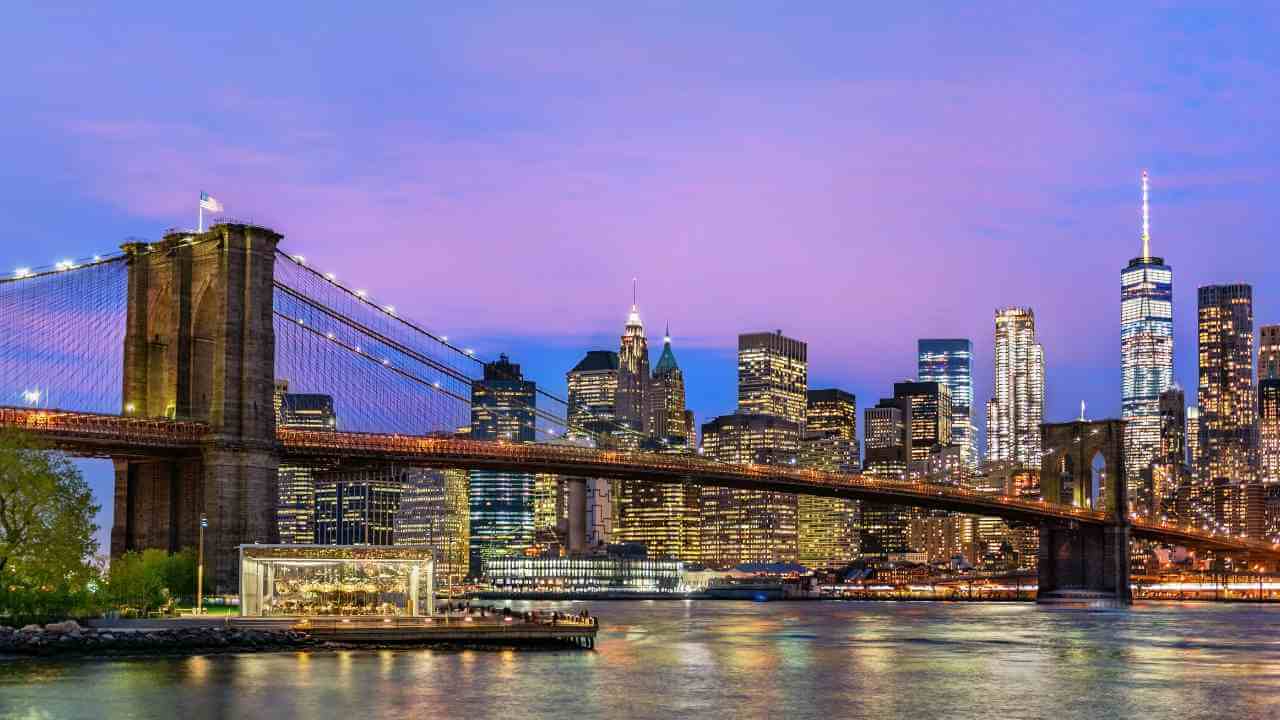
3 603 1280 720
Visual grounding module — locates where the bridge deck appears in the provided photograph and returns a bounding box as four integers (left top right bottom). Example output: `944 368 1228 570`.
2 406 1276 559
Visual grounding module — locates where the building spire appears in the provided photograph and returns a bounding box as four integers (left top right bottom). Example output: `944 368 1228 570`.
664 321 670 344
625 278 642 330
1141 169 1150 261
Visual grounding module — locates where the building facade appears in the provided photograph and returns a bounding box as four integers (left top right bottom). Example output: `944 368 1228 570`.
737 331 808 427
797 389 860 569
314 466 403 546
394 468 469 586
918 339 975 468
617 300 650 436
1261 379 1280 484
468 354 537 576
1261 325 1280 383
893 381 952 462
274 386 337 544
1197 284 1257 486
699 413 800 568
986 307 1045 467
1121 172 1175 517
647 326 689 445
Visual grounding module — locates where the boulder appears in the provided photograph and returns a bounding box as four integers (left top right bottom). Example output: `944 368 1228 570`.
19 624 42 633
45 620 82 634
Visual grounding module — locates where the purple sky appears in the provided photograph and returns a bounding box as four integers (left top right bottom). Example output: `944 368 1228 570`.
3 3 1279 546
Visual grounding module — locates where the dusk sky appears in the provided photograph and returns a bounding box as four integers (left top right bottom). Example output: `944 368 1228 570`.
3 3 1279 542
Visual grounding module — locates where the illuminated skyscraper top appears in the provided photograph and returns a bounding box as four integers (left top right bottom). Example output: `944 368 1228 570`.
618 282 650 436
986 307 1044 467
1121 170 1174 514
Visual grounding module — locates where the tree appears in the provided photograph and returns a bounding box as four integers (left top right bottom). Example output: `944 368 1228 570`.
0 431 102 619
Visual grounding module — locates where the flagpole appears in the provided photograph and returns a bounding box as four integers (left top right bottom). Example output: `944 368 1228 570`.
198 199 204 233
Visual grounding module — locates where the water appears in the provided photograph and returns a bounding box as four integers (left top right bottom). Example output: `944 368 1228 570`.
3 601 1280 720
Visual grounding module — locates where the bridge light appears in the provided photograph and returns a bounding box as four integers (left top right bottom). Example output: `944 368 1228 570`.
440 336 448 342
55 260 75 271
326 332 335 340
355 289 367 298
293 255 306 264
384 305 395 315
21 389 40 405
92 255 101 262
324 272 337 281
13 268 31 279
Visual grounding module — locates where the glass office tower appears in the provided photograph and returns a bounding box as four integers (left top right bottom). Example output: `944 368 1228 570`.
468 354 537 577
918 339 975 469
1121 171 1174 515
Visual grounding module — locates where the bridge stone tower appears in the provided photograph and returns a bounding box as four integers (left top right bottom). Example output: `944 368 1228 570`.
1038 419 1131 607
110 223 281 592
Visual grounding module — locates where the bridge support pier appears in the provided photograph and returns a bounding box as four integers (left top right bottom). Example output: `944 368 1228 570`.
110 223 281 593
1037 521 1131 607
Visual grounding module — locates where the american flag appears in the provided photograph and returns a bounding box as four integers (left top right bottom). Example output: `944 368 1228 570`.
199 192 223 212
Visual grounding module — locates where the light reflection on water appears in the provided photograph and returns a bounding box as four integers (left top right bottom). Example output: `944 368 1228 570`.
2 601 1280 720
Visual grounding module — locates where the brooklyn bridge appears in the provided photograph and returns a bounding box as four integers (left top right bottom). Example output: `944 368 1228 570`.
3 222 1276 606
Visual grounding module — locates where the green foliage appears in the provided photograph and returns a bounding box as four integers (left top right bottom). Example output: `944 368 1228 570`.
0 431 102 620
106 547 210 615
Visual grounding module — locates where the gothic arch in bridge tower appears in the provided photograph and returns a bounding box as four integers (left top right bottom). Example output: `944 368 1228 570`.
189 276 219 422
1037 419 1132 607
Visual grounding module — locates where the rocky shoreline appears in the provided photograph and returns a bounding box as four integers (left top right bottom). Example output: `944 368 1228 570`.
0 621 315 657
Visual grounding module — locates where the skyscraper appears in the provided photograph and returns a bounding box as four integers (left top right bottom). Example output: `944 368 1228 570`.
469 354 537 576
566 350 620 442
1260 325 1280 382
699 413 800 568
617 293 650 436
862 397 912 557
395 468 469 585
1197 284 1256 487
647 325 689 445
274 386 336 544
798 389 860 569
1121 171 1175 516
893 381 952 462
1261 379 1280 483
616 327 701 561
314 466 403 545
986 307 1044 467
737 331 808 427
918 339 975 468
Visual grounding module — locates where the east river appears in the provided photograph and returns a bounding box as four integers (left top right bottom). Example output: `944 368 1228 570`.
3 601 1279 719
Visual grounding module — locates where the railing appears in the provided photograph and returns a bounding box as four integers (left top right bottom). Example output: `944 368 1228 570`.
0 407 207 448
0 404 1275 557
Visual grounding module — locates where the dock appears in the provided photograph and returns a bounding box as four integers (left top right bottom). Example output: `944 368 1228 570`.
232 615 599 649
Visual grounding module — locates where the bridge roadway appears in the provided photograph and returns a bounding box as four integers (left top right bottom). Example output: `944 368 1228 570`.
4 406 1277 559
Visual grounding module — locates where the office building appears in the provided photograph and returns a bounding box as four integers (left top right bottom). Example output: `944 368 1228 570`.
1262 379 1280 483
893 381 952 462
617 296 650 435
314 466 403 546
1197 284 1257 485
647 326 689 444
699 413 800 568
274 385 337 544
737 331 808 427
566 350 620 443
797 389 860 569
1261 325 1280 382
918 339 976 468
1121 172 1175 516
986 307 1045 467
395 468 469 586
469 354 537 576
862 397 913 557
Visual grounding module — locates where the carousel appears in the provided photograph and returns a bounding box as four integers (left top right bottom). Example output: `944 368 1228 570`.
239 545 434 617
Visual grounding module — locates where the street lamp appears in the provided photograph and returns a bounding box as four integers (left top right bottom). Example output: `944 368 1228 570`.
197 514 208 615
